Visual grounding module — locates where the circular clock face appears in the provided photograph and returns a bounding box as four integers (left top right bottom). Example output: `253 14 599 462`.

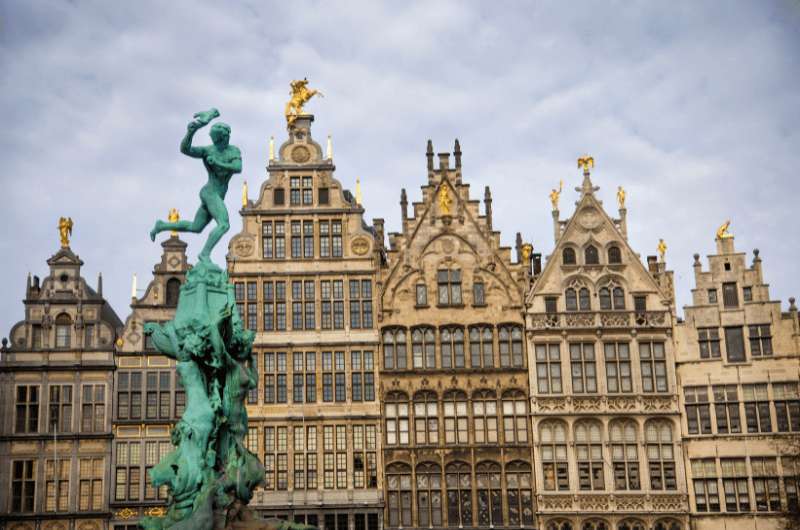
351 237 370 256
291 145 311 163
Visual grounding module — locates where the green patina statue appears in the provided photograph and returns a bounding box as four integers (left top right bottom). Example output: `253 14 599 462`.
142 111 315 530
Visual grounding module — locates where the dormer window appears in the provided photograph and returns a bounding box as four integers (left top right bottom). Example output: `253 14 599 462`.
608 246 622 264
585 245 599 265
55 313 71 348
437 269 462 306
562 248 576 265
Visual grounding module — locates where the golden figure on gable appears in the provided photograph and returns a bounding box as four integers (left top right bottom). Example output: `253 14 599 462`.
58 216 73 248
617 186 626 209
285 78 324 127
438 184 453 215
716 219 733 240
658 238 667 261
168 208 180 236
577 155 595 173
550 180 563 210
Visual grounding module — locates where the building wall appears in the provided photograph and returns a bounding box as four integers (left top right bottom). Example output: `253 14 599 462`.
675 236 800 530
226 115 382 530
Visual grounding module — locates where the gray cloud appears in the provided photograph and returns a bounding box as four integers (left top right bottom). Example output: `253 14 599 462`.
2 0 800 333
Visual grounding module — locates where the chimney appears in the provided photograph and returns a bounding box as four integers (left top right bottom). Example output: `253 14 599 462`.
97 273 103 296
647 255 658 273
453 139 462 169
484 186 493 232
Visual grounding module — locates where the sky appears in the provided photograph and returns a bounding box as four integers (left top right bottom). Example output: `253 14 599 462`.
1 1 799 333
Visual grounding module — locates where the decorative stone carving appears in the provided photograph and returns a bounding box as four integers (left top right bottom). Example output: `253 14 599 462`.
579 494 609 510
291 145 311 163
232 236 255 258
607 396 637 411
651 494 689 511
566 312 594 328
538 494 574 510
614 494 646 510
351 236 370 256
534 397 567 412
601 312 629 328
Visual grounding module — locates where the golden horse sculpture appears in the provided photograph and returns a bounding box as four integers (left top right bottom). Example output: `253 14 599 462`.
285 78 324 127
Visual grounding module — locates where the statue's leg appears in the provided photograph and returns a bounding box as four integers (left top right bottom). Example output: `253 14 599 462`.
197 192 230 261
150 204 210 241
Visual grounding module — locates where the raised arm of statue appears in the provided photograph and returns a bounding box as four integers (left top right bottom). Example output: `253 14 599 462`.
180 122 207 159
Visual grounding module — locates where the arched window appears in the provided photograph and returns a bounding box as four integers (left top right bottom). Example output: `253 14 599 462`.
469 326 494 368
582 520 610 530
413 391 438 445
503 390 528 443
565 288 578 311
55 313 72 348
443 391 468 444
506 461 534 526
585 245 599 265
416 462 442 527
385 392 409 446
575 421 604 491
440 327 465 368
618 519 646 530
547 522 574 530
610 420 640 490
411 327 435 369
646 421 677 490
562 248 577 265
476 461 502 526
540 421 569 491
579 287 591 310
653 520 682 530
386 462 412 527
382 328 407 370
599 287 612 310
608 246 622 264
165 278 181 307
446 461 473 527
472 390 498 444
499 325 524 367
613 287 626 309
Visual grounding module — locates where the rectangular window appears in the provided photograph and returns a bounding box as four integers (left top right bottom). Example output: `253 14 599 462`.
351 351 374 402
305 352 317 403
79 457 104 511
32 324 42 349
264 427 275 489
743 383 772 433
743 286 753 301
437 269 462 306
332 221 343 257
725 326 746 362
277 353 287 403
713 385 741 433
262 221 286 259
273 187 285 205
416 284 428 306
473 282 485 305
48 384 73 433
349 279 373 329
335 352 346 402
263 282 275 331
774 382 800 432
276 281 286 330
545 296 558 314
291 221 301 258
45 459 69 512
722 282 739 308
535 344 562 394
749 324 772 356
116 372 142 420
639 341 667 392
290 177 301 205
12 460 36 512
333 280 344 329
319 221 331 258
751 457 780 512
81 383 106 432
721 458 750 512
691 459 720 512
685 386 712 435
115 441 141 501
145 372 171 420
604 342 632 393
15 385 39 433
264 353 275 403
275 222 285 258
303 221 314 258
302 176 313 205
698 328 721 359
570 343 597 393
318 187 329 205
707 289 718 304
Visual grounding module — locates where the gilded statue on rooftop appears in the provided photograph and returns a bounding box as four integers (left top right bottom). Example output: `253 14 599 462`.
285 78 323 127
658 238 667 261
58 217 73 248
617 186 626 209
549 180 563 210
438 184 453 215
716 220 733 240
577 155 594 173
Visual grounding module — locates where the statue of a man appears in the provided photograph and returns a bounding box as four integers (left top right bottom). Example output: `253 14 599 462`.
150 109 242 262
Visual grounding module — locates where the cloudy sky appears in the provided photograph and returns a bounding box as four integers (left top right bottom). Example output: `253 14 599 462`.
1 1 799 333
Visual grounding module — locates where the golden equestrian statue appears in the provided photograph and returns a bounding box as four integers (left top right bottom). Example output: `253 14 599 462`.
285 78 324 127
617 186 626 209
716 220 733 240
577 155 595 173
438 185 453 215
549 180 563 210
58 217 73 248
658 238 667 261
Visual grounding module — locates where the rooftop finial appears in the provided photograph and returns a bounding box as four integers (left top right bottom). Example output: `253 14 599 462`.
131 273 137 300
242 180 248 207
617 186 626 209
285 78 323 128
426 140 434 170
576 155 598 195
355 178 362 206
658 238 667 262
327 134 333 160
454 138 462 168
269 136 275 161
168 208 180 236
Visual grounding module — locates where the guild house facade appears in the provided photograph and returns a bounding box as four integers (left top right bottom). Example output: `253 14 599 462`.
1 112 798 530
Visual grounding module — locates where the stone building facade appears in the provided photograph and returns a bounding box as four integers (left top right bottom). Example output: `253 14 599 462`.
226 115 383 530
525 168 688 530
675 235 800 530
108 235 191 530
0 242 122 530
377 141 533 529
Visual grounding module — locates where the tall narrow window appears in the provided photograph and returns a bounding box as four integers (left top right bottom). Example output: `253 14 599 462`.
293 353 305 404
691 459 720 512
579 287 591 310
536 344 562 394
115 441 141 501
414 391 439 445
332 221 343 257
773 382 800 432
276 426 288 490
263 427 275 489
275 281 286 330
721 458 750 512
565 288 578 311
446 462 473 527
333 279 344 329
45 459 69 512
334 351 346 402
684 386 712 434
415 283 428 306
562 247 576 265
640 341 668 392
412 327 436 369
743 383 772 433
305 352 317 403
12 460 36 512
570 343 597 393
32 324 42 349
48 384 73 433
261 220 275 258
476 462 502 527
386 463 412 527
540 422 569 491
290 177 301 205
502 390 528 443
599 287 612 310
82 383 106 431
318 187 329 205
608 245 622 264
385 392 409 446
116 372 142 420
416 462 442 527
319 221 331 257
440 327 465 368
469 326 494 368
473 281 486 306
322 351 333 402
15 385 39 433
505 461 535 526
722 282 739 308
273 187 285 205
585 245 599 265
443 390 469 444
262 281 275 331
713 385 741 433
708 289 718 304
751 457 780 512
165 278 181 307
291 221 301 258
276 352 287 404
749 324 773 356
610 421 640 490
782 457 799 513
613 287 626 309
499 325 524 367
302 176 313 205
604 342 632 393
349 279 373 329
472 390 498 444
303 221 314 258
79 457 104 511
55 313 71 348
575 422 604 490
646 421 676 490
263 353 275 403
437 269 462 306
382 328 407 370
